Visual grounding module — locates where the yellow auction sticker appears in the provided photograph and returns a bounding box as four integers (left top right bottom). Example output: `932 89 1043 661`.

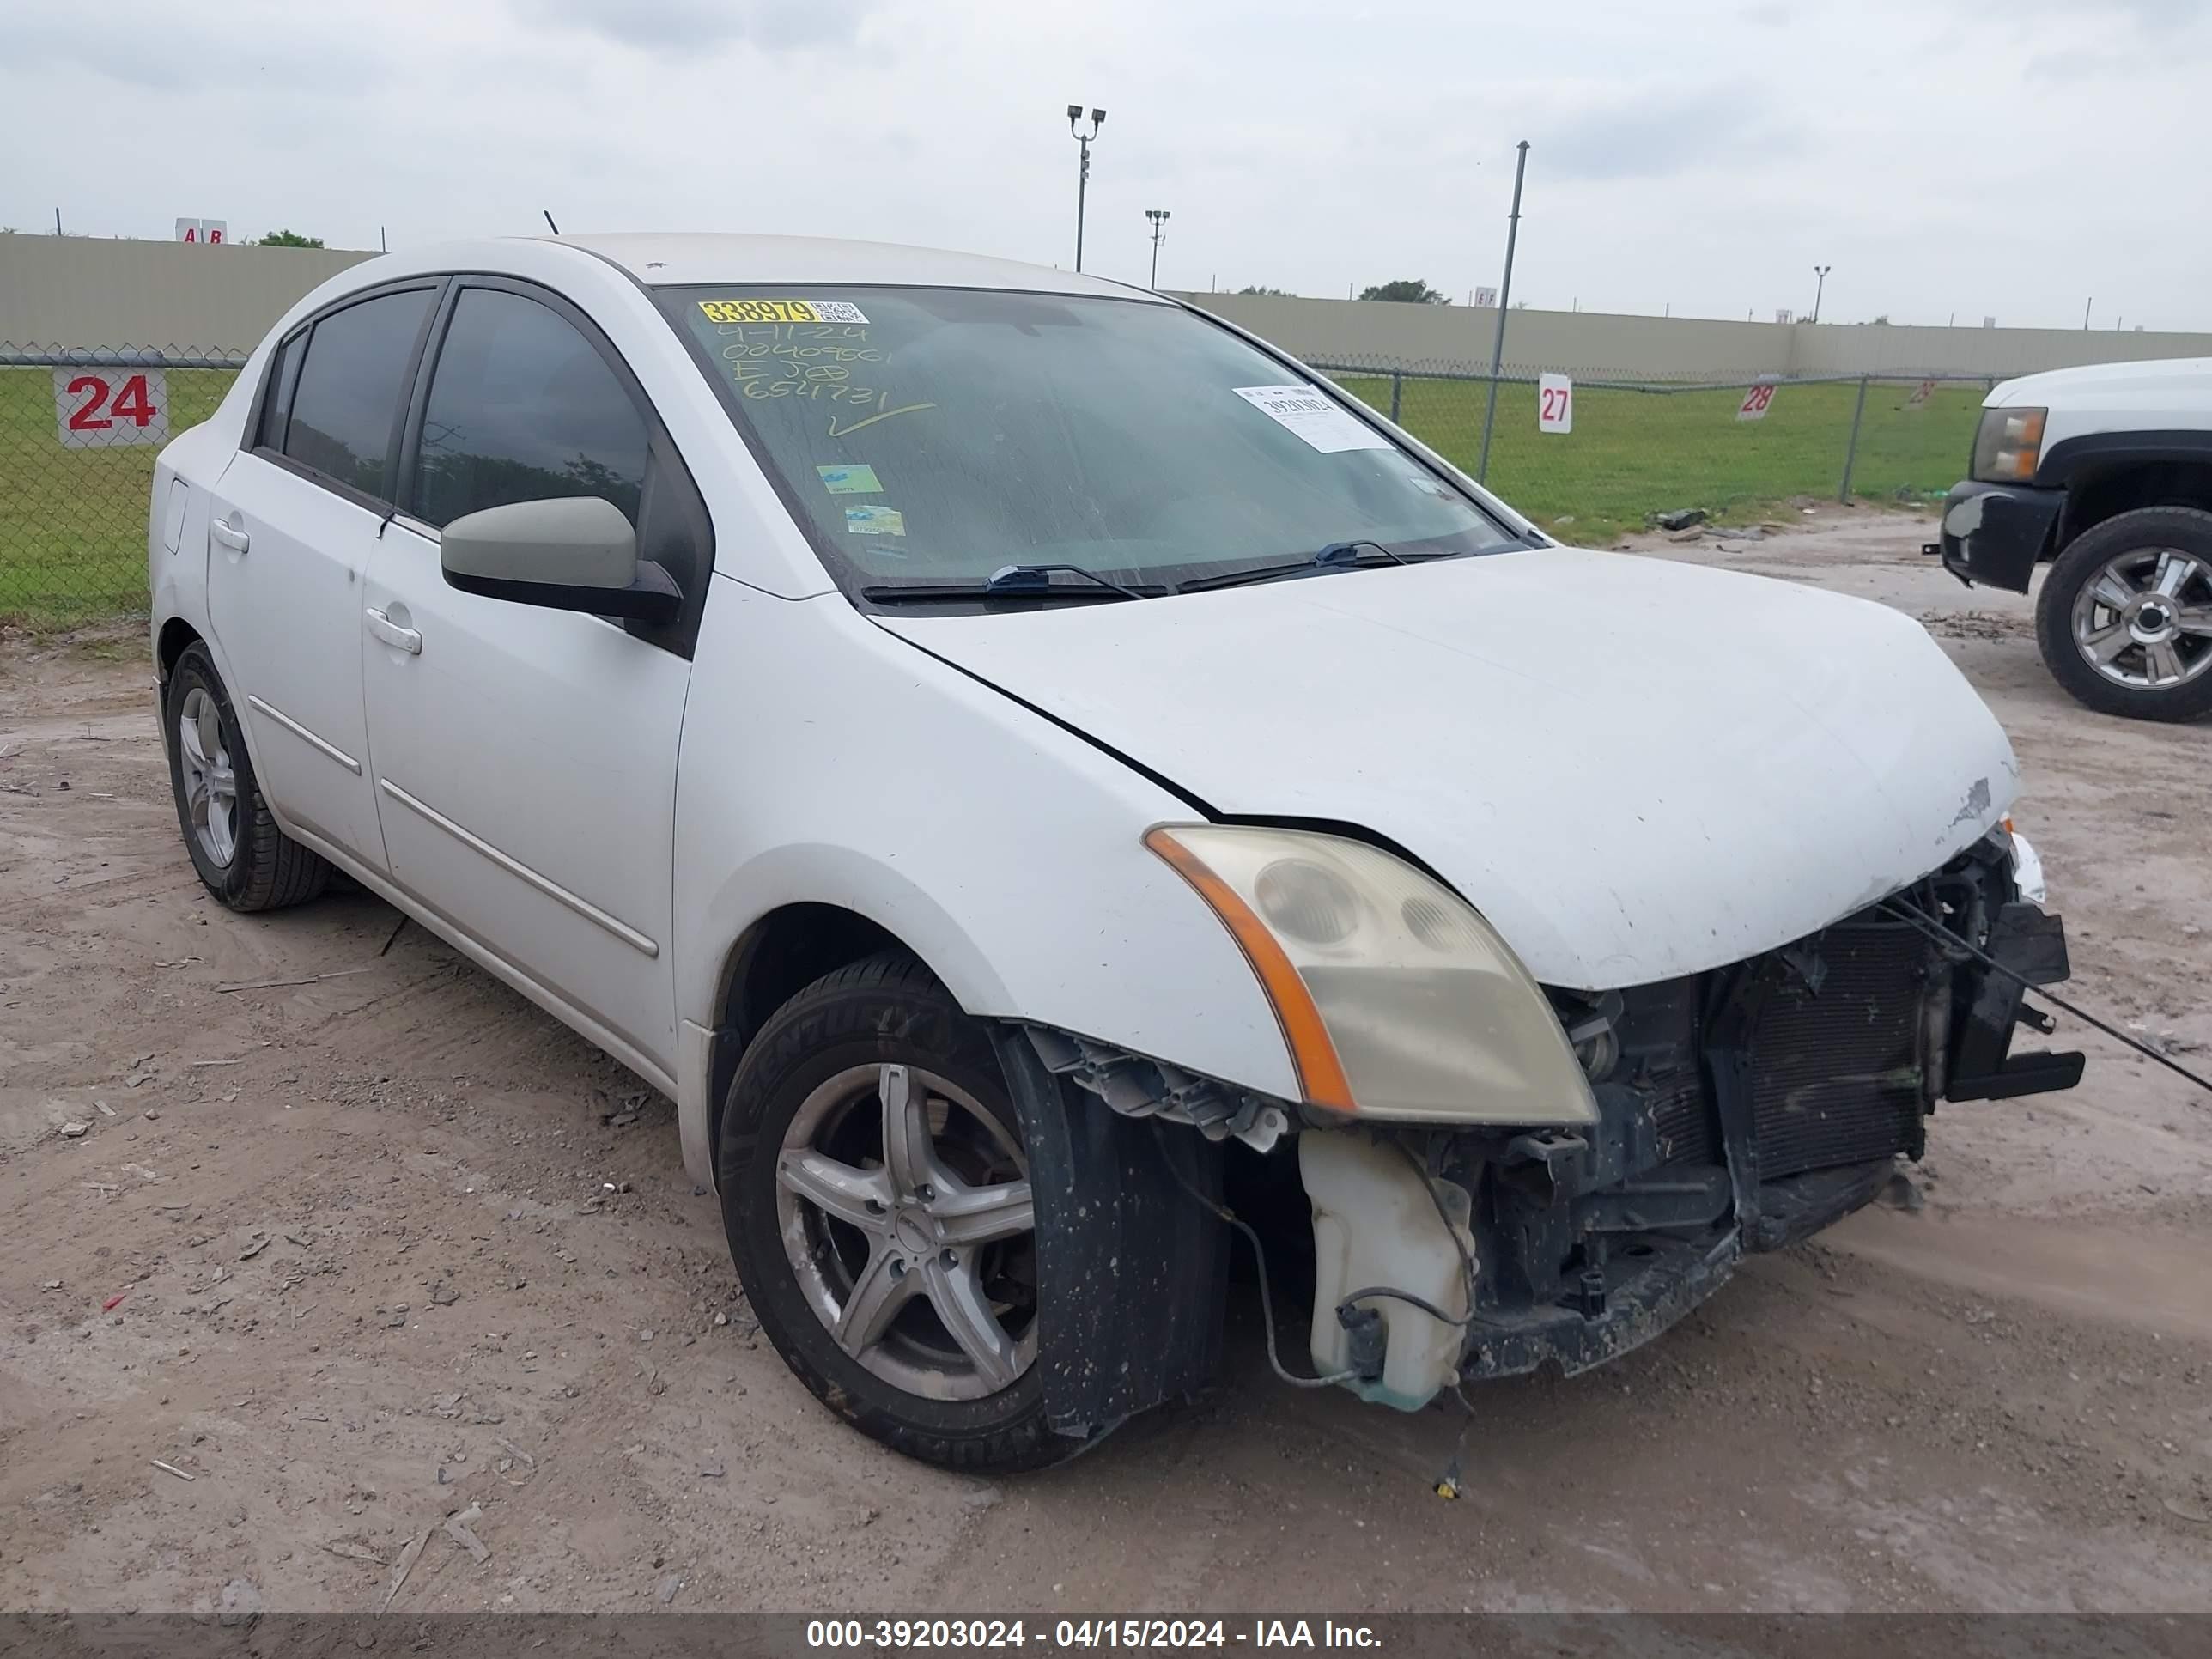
698 299 869 325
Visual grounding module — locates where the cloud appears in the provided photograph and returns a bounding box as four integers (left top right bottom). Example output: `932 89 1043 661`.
8 3 390 91
1540 91 1798 183
517 0 879 51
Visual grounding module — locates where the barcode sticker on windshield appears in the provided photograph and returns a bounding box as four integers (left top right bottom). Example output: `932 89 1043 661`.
698 299 869 325
1233 385 1391 453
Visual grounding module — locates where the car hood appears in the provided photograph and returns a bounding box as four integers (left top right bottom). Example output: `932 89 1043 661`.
873 548 2020 990
1991 355 2212 410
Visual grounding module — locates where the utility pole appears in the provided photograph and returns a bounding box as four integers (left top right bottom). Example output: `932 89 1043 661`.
2083 296 2093 330
1811 264 1831 323
1066 105 1105 272
1476 140 1529 485
53 208 62 235
1146 209 1170 289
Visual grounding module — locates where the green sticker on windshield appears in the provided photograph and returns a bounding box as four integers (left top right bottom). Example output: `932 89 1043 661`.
817 464 882 495
844 505 905 537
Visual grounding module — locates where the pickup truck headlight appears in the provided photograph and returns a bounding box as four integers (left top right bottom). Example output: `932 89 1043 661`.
1146 824 1597 1126
1972 405 2047 483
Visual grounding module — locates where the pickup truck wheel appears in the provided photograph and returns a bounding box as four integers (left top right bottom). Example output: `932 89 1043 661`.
2035 507 2212 721
718 951 1064 1473
163 644 333 910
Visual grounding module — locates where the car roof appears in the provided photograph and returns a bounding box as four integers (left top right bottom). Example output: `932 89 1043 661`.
550 232 1166 301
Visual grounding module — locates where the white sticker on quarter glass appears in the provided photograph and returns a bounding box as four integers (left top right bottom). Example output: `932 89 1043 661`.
1232 385 1391 453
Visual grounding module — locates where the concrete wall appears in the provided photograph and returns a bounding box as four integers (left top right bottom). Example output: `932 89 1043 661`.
1788 321 2212 380
1172 290 1791 380
1174 289 2212 385
0 235 376 353
3 236 2207 381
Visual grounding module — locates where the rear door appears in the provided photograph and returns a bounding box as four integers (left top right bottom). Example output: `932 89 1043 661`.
358 278 710 1077
204 283 441 866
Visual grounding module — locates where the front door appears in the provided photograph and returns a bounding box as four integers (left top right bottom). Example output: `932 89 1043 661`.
204 284 439 868
359 281 701 1076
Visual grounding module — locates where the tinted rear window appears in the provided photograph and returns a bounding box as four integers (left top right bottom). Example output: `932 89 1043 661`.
283 289 434 499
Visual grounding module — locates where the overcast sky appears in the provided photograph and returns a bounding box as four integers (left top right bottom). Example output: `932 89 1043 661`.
5 0 2203 331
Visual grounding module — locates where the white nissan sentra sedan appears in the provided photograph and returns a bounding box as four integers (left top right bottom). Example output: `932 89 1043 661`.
148 234 2082 1471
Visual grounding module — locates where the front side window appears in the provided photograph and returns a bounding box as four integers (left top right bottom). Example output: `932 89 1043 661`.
282 289 434 499
664 285 1514 595
412 287 650 531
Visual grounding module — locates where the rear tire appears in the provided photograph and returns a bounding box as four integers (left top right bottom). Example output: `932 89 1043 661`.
717 951 1073 1474
164 644 333 911
2034 507 2212 722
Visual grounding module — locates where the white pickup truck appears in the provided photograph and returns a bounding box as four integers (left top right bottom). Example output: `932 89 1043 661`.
1933 356 2212 721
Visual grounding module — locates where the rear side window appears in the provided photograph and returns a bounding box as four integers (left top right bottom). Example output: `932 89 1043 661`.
411 287 649 530
257 330 306 452
282 289 434 499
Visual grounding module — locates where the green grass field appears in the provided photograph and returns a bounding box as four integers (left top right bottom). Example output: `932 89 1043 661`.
0 364 1979 626
1334 374 1981 543
0 366 235 627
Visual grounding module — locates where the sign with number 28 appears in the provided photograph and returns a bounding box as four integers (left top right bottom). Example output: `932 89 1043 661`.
52 368 170 450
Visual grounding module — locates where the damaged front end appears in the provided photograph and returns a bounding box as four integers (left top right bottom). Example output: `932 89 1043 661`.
1016 830 2081 1433
1363 828 2081 1399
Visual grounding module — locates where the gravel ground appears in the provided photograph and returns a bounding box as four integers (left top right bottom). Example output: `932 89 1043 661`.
2 509 2209 1615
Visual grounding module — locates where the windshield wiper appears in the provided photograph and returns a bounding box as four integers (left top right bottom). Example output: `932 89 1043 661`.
1176 540 1415 594
863 562 1167 606
983 562 1155 598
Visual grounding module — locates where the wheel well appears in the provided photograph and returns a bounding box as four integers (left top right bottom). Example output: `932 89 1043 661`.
2063 460 2212 546
707 902 910 1152
156 617 203 684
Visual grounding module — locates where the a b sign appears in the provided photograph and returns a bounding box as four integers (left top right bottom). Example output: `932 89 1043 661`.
1537 373 1572 434
174 218 228 245
1736 381 1778 422
53 368 170 449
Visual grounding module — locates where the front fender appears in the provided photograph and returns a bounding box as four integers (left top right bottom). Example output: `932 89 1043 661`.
671 581 1302 1186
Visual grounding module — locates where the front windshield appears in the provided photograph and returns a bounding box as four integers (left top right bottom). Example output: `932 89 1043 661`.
662 284 1517 592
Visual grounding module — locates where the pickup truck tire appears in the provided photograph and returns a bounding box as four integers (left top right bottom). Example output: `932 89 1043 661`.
163 643 334 911
717 951 1070 1473
2035 507 2212 722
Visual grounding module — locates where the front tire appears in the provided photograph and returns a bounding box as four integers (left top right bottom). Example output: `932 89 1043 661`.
718 952 1067 1473
163 644 332 910
2034 507 2212 721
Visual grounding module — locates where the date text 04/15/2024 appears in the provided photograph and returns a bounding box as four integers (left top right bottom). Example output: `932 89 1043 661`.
804 1620 1383 1650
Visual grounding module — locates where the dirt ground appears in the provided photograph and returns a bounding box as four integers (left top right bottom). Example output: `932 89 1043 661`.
3 509 2209 1617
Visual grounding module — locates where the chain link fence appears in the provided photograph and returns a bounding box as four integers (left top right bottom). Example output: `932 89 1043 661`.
1316 357 1994 544
2 344 245 627
1 340 1990 628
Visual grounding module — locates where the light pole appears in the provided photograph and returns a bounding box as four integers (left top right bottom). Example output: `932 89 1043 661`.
1067 105 1105 272
1811 264 1831 323
1476 139 1530 485
1146 208 1170 289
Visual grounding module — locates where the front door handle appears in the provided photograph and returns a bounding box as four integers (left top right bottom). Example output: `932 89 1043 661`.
210 520 250 553
366 607 422 655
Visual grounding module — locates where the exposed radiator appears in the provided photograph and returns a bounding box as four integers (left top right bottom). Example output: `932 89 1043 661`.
1747 921 1932 1179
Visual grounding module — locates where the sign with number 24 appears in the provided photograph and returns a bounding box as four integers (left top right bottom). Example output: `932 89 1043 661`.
52 368 169 450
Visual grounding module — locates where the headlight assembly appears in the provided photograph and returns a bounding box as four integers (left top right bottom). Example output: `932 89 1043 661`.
1146 824 1596 1126
1972 405 2046 483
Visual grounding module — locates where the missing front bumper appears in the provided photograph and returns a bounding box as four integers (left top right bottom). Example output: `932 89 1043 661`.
1456 1159 1893 1382
1443 876 2081 1386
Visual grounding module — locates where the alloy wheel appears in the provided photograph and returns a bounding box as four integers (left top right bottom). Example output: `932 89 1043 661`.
176 686 240 867
2070 546 2212 691
775 1062 1037 1401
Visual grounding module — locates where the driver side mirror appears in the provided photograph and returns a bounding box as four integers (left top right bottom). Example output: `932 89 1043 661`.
440 495 680 625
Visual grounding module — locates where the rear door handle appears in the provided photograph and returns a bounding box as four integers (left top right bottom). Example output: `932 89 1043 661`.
366 608 422 655
210 520 250 552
